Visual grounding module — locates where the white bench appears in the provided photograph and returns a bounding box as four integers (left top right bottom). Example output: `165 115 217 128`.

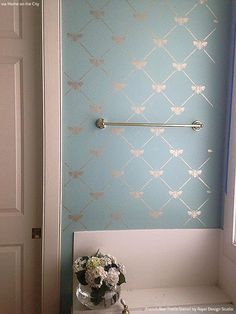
72 229 232 313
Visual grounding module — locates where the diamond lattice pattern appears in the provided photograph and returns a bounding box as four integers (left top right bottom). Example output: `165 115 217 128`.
62 0 232 232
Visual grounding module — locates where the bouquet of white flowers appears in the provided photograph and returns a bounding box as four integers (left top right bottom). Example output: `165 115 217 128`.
73 250 126 307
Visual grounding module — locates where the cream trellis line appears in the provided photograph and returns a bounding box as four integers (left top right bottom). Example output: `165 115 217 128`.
64 0 216 227
185 3 199 16
62 205 88 232
66 0 214 118
164 92 195 123
184 26 216 63
68 1 216 108
111 132 208 219
183 198 209 226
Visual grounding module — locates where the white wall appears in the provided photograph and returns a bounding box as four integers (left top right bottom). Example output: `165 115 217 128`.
74 229 220 290
219 251 236 305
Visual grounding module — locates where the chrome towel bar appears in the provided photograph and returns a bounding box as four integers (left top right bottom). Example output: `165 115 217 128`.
95 118 203 131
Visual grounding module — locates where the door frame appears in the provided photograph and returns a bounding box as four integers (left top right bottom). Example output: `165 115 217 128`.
41 0 61 313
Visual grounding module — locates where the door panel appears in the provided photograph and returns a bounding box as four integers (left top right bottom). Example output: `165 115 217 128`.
0 58 22 212
0 245 22 313
0 4 21 38
0 2 42 314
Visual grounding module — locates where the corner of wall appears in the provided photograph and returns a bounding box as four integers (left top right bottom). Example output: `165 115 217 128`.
224 1 236 193
221 1 236 230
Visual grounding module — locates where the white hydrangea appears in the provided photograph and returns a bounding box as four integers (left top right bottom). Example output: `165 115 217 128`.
105 267 119 287
117 263 126 275
105 254 117 264
74 252 126 293
85 266 107 288
73 257 87 273
86 257 101 269
100 256 113 267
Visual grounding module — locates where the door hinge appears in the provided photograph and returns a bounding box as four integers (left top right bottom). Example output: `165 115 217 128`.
32 228 41 239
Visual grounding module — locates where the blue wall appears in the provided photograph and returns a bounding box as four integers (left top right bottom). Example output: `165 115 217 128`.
61 0 233 312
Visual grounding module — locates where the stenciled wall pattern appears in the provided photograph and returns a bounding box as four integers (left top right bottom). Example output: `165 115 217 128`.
61 0 233 311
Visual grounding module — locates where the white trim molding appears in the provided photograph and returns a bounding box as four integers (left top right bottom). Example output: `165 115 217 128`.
223 34 236 264
220 16 236 306
232 168 236 246
41 0 61 313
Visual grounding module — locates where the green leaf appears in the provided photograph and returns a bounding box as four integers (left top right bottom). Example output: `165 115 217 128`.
90 293 103 306
90 284 110 306
94 277 101 284
112 294 118 303
90 288 104 305
81 256 89 261
118 273 126 285
99 283 109 295
76 270 87 285
104 265 111 271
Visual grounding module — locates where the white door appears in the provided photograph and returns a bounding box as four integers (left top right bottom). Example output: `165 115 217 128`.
0 2 42 314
